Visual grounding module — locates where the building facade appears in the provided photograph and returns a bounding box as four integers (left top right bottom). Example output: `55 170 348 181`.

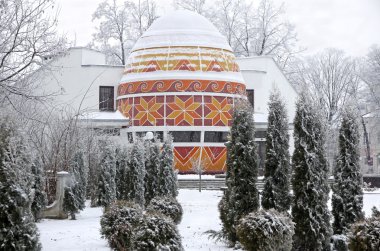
117 10 247 173
40 11 298 174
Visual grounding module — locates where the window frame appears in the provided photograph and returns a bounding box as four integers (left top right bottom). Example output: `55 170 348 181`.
204 131 229 143
99 86 115 111
246 89 254 108
170 131 201 143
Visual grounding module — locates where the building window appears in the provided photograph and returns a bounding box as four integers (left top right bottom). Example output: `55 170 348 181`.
204 131 229 143
170 131 201 142
247 89 254 108
99 86 114 111
255 130 266 139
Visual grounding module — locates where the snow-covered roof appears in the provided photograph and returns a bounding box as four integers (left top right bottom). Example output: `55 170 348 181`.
132 10 232 51
79 110 128 122
78 110 129 128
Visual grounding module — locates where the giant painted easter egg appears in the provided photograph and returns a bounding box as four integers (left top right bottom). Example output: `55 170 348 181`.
117 10 246 173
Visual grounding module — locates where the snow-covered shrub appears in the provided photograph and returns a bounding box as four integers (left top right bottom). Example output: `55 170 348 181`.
100 201 183 250
348 217 380 251
133 212 183 251
63 186 78 220
126 140 145 207
236 209 294 251
291 93 332 251
71 152 87 210
371 206 380 218
220 100 259 245
157 135 178 198
331 234 348 251
147 196 183 224
63 152 87 219
144 140 160 206
0 123 41 250
93 140 117 207
31 160 47 222
100 201 143 250
332 109 363 235
217 193 234 242
262 90 291 212
115 146 129 201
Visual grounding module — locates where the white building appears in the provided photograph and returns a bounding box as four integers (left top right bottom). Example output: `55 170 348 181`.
237 56 297 173
38 46 297 174
39 47 129 133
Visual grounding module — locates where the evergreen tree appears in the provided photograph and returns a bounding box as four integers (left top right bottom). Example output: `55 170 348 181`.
63 152 87 219
31 160 47 222
127 140 146 207
220 101 259 245
115 145 129 200
94 141 116 207
292 93 332 251
157 135 178 198
262 90 291 212
332 109 363 234
73 152 87 208
0 124 41 250
144 139 161 205
63 186 79 220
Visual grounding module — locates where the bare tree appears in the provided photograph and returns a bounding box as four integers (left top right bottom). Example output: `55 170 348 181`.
0 0 66 101
92 0 131 65
91 0 158 65
131 0 158 37
295 49 360 125
173 0 207 15
361 45 380 112
209 0 246 52
190 155 209 192
292 49 360 173
205 0 298 71
251 0 296 56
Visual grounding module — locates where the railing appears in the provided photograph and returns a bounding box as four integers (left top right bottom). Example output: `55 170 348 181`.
178 178 335 191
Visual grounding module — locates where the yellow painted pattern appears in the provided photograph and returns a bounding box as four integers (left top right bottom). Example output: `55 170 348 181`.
205 97 232 126
134 97 163 126
167 96 202 126
125 46 239 74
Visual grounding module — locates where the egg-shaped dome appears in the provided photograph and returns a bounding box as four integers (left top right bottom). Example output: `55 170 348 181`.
132 10 232 51
117 11 247 174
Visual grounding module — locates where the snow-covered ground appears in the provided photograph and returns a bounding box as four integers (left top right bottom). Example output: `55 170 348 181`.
37 203 108 251
178 190 232 251
37 189 380 251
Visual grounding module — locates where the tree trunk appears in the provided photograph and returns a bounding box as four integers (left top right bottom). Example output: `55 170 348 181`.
199 172 202 192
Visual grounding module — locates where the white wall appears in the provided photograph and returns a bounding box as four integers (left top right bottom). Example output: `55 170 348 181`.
237 56 298 154
40 47 124 113
237 56 298 121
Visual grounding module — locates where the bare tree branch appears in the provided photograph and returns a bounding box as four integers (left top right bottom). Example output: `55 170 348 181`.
91 0 158 65
0 0 66 101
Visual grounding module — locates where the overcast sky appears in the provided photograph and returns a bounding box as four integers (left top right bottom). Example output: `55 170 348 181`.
55 0 380 57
